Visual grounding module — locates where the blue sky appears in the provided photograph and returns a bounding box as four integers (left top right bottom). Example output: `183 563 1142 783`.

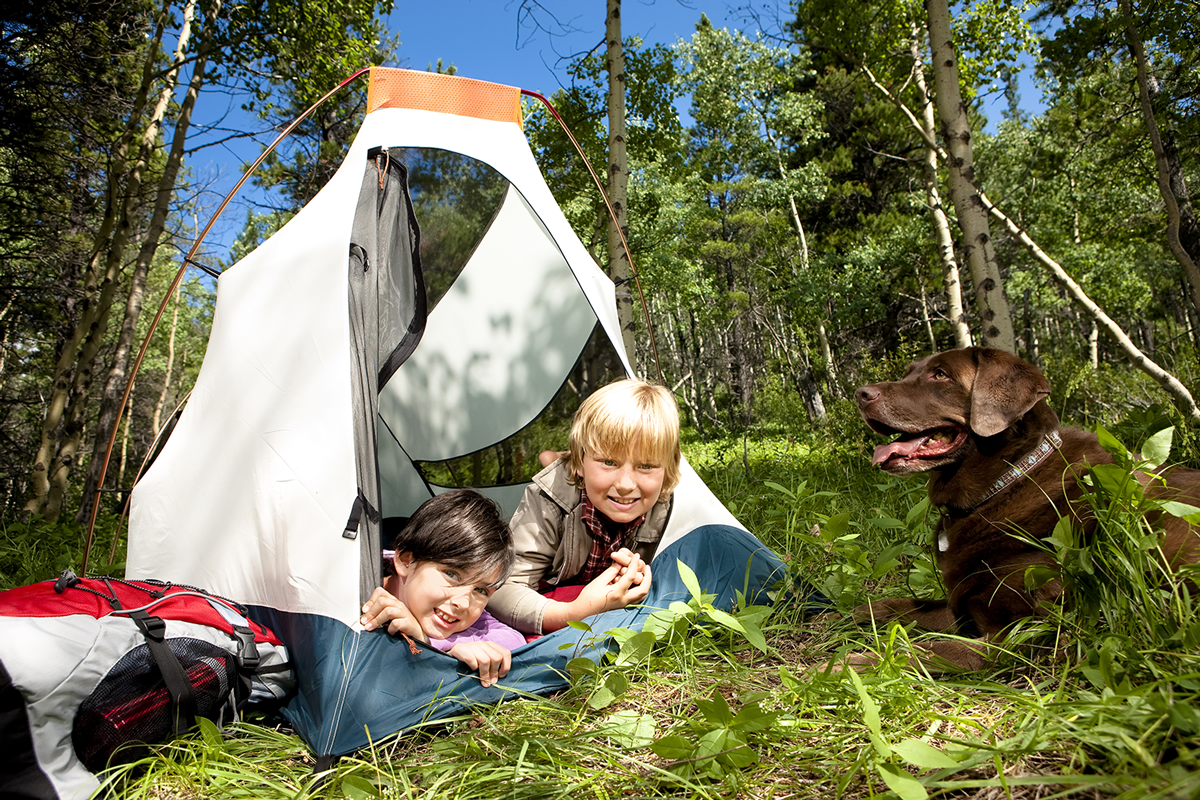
188 0 1038 261
388 1 751 94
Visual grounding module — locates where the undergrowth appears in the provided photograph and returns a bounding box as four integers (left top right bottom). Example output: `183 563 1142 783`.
7 421 1200 798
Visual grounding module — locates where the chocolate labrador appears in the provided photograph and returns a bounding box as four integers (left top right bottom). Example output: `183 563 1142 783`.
853 347 1199 669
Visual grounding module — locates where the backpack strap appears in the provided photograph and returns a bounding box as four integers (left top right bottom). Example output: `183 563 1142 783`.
221 624 257 706
127 609 197 736
58 570 196 731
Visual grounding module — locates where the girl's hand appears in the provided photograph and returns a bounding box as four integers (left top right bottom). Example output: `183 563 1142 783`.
447 640 512 687
360 586 426 642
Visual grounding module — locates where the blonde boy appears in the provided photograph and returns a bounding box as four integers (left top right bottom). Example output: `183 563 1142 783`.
489 379 681 635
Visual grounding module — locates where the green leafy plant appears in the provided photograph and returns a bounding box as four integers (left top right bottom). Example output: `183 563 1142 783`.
650 687 781 778
1028 426 1200 674
660 560 773 654
845 668 977 799
569 558 775 712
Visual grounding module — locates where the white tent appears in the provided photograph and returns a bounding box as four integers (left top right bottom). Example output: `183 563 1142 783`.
125 68 784 755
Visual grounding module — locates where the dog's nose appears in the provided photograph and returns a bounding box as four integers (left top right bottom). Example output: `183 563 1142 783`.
855 386 880 406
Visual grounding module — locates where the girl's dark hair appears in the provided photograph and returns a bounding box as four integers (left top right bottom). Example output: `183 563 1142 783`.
388 489 514 586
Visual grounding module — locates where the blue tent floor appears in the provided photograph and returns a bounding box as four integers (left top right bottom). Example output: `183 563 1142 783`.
250 524 826 757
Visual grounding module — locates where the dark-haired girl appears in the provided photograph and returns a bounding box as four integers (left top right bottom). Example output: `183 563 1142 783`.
359 489 522 687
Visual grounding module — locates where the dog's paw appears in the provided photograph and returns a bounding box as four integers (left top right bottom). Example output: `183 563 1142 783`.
814 654 870 675
851 597 961 631
842 651 882 669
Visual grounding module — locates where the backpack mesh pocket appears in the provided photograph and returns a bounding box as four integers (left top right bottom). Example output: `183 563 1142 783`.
72 637 236 772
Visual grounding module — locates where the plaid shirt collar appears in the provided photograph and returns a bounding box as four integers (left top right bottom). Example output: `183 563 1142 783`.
576 489 647 584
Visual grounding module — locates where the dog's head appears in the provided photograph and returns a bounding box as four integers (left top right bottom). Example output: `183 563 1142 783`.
854 347 1051 474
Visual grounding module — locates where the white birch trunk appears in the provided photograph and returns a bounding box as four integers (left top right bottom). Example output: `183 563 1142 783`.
909 28 970 348
926 0 1015 352
78 2 208 523
605 0 636 361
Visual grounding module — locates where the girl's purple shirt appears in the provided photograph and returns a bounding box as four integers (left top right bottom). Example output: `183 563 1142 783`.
425 609 525 652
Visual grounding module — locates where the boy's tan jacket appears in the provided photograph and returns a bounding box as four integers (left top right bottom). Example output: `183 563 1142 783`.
488 459 673 634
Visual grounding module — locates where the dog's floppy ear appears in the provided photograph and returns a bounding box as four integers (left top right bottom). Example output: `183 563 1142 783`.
969 348 1051 437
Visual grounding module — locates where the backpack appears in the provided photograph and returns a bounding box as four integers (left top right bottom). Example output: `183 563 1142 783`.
0 572 294 800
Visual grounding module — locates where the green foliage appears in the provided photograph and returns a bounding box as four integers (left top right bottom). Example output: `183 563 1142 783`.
644 560 773 655
845 667 976 798
952 0 1040 92
1041 352 1200 459
649 686 781 779
524 35 682 264
563 558 782 780
567 557 777 714
0 513 128 589
246 3 398 208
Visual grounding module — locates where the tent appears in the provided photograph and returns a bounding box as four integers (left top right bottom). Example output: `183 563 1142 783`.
125 67 790 757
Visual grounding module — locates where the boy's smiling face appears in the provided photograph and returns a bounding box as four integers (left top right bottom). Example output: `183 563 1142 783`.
577 442 665 524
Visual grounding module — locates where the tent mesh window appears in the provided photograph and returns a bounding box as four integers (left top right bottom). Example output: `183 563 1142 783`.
414 322 626 488
398 147 508 313
72 639 235 772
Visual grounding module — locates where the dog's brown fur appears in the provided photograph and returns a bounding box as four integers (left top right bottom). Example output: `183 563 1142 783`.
853 347 1200 669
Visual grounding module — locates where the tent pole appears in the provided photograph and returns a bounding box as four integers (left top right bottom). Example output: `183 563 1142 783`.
520 89 665 386
82 66 376 576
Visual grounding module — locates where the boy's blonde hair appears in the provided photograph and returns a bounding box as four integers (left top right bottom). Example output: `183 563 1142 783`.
567 379 682 495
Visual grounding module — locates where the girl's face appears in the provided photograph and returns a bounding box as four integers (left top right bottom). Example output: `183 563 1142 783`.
576 441 666 524
392 554 499 640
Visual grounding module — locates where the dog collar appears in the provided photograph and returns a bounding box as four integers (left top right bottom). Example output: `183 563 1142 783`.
942 430 1063 517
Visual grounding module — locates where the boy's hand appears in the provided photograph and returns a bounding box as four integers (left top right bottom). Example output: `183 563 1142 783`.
577 553 653 613
540 551 654 632
360 587 426 642
448 640 512 688
610 547 650 585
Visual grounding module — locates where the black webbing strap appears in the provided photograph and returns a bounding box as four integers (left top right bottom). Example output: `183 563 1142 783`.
231 624 259 702
128 610 196 736
342 488 380 540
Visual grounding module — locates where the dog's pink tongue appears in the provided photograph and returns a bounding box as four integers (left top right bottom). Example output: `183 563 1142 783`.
872 436 929 466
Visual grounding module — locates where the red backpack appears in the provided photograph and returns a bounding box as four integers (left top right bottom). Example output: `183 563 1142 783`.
0 572 294 799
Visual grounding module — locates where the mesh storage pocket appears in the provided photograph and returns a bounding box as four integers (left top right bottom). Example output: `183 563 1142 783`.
72 638 236 772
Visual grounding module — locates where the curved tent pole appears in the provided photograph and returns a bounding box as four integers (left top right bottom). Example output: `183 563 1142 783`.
519 89 665 385
82 66 375 575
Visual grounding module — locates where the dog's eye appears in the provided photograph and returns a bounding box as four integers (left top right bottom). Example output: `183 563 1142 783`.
930 368 949 380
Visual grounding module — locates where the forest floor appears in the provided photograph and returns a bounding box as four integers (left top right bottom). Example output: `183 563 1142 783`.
9 427 1200 799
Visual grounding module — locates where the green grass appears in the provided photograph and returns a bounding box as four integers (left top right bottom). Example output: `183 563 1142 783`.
9 427 1200 799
